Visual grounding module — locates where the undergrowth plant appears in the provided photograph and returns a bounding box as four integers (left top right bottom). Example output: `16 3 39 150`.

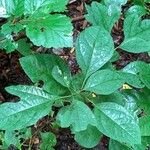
0 0 73 54
1 0 150 149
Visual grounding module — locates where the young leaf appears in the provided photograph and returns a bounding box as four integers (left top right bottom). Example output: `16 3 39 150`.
85 2 121 32
0 85 59 130
74 125 102 148
40 132 56 150
26 13 73 48
76 26 114 78
84 69 124 95
109 139 131 150
139 116 150 136
120 14 150 53
57 100 97 132
94 102 141 145
20 54 69 95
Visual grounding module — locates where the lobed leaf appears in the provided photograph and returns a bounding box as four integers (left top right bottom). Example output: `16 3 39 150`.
0 85 59 130
57 100 97 132
20 54 69 95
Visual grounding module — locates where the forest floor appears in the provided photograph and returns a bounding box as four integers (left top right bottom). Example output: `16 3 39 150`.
0 0 150 149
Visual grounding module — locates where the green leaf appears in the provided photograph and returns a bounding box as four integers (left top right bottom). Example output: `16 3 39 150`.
136 88 150 115
0 1 7 18
26 13 73 48
102 0 127 6
134 0 145 5
17 38 32 56
1 21 24 36
20 54 69 95
4 131 21 148
76 26 114 78
94 102 141 145
100 90 138 112
120 14 150 53
70 73 84 92
0 85 58 130
126 5 147 17
119 72 144 88
141 136 150 147
4 0 24 17
74 125 102 148
109 139 132 150
139 66 150 89
44 0 68 12
52 65 71 88
24 0 68 14
110 51 120 62
122 61 150 88
97 92 125 106
19 128 32 139
85 2 121 32
84 69 124 95
0 36 17 53
121 90 138 112
139 116 150 136
40 132 56 150
57 100 97 132
123 61 148 75
24 0 50 14
133 144 146 150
